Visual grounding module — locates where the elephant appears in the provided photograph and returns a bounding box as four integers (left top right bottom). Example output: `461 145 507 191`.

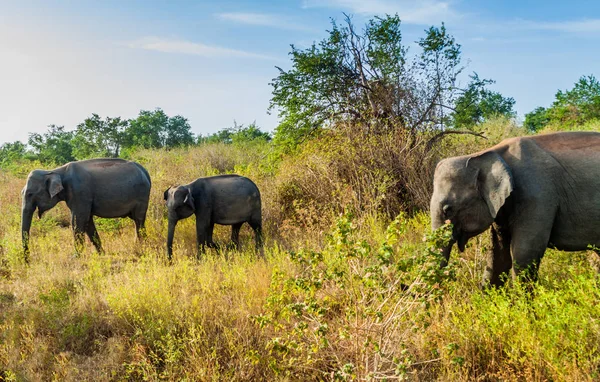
430 131 600 287
21 158 151 261
163 174 263 260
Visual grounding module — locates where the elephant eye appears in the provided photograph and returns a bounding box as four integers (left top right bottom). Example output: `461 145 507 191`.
442 204 453 217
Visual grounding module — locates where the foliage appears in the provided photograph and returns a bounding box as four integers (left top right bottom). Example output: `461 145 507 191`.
72 114 128 159
125 108 195 150
523 106 550 132
2 127 600 380
28 125 75 165
0 141 28 165
549 74 600 125
199 121 271 145
124 109 169 149
163 115 196 148
451 73 516 128
525 74 600 131
269 15 466 150
254 213 455 380
4 109 197 165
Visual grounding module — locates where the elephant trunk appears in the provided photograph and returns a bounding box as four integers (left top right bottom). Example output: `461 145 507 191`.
167 218 178 261
439 239 456 268
21 206 35 262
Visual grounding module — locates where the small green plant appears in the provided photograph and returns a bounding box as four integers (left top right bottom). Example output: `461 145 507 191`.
254 213 455 380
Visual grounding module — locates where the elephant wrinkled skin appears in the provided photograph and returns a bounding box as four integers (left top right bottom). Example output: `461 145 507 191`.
164 174 263 260
430 131 600 286
21 158 151 261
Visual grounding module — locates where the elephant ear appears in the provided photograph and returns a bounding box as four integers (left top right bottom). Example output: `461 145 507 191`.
183 189 195 209
163 188 170 201
466 151 513 219
47 173 64 199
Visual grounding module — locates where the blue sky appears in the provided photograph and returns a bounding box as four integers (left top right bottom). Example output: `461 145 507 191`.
1 0 599 144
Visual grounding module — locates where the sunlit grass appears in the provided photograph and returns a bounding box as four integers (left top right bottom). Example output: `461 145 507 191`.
2 124 600 380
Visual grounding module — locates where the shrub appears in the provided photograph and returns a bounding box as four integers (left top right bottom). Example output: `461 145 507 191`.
254 213 455 380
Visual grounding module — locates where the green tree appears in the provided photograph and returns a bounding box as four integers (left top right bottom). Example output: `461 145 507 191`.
199 121 270 145
164 115 195 147
523 106 549 132
524 75 600 131
125 108 195 149
269 14 465 150
199 129 233 144
72 114 128 159
0 141 28 165
417 23 463 129
231 122 271 144
28 125 75 164
451 73 516 128
548 75 600 125
125 108 169 149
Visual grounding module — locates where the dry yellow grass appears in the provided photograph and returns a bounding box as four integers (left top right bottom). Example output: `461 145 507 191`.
2 120 600 380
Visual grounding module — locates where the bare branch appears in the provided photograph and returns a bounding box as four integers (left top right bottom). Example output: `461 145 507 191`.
425 130 487 152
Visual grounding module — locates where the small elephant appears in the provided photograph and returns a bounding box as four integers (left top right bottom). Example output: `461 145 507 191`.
164 174 263 260
430 131 600 287
21 158 151 260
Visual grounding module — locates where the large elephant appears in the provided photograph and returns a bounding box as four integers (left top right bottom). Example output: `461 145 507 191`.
163 174 262 260
430 131 600 286
21 158 151 260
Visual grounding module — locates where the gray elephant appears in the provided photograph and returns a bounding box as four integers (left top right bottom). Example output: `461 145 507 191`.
430 131 600 286
21 158 151 260
163 174 262 260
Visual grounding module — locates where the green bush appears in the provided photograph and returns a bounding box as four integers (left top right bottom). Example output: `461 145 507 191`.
255 213 455 380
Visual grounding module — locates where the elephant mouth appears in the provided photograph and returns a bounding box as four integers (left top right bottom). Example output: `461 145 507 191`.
37 206 49 219
453 229 470 253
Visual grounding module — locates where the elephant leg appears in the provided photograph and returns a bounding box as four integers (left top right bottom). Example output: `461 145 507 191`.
195 215 211 257
230 223 243 250
249 218 263 256
510 218 553 287
71 212 90 255
206 222 217 248
131 204 148 241
482 223 512 288
85 218 103 253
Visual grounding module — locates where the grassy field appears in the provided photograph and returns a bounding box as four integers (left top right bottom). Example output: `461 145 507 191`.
2 119 600 381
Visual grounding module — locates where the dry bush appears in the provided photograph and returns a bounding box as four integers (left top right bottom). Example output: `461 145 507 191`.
271 118 522 243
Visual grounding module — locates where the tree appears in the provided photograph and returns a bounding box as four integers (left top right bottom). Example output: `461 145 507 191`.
125 108 195 149
417 23 463 129
523 107 549 132
199 121 271 145
231 122 271 144
28 125 75 164
125 108 169 149
0 141 28 165
269 14 466 149
524 75 600 131
72 114 128 159
548 74 600 125
164 115 195 147
451 73 516 128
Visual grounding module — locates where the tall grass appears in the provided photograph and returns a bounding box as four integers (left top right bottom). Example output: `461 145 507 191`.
1 118 600 380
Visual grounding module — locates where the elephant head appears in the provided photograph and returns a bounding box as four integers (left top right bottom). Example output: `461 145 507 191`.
21 170 64 257
164 186 195 259
430 151 513 265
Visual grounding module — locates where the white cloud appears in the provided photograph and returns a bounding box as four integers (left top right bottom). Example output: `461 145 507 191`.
521 18 600 33
302 0 459 25
216 12 311 31
123 37 276 60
